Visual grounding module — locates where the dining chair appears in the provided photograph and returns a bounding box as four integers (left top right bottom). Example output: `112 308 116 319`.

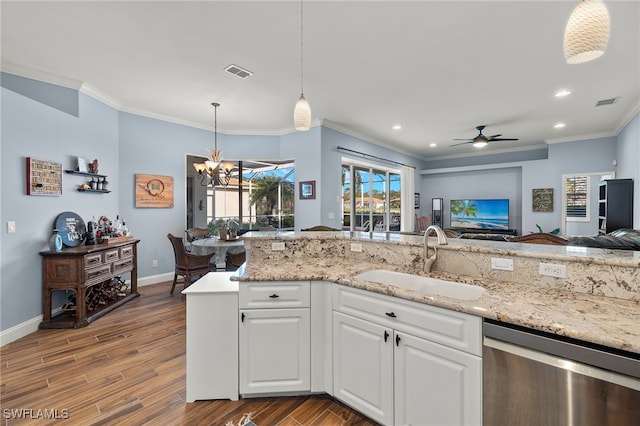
167 233 216 295
416 216 430 233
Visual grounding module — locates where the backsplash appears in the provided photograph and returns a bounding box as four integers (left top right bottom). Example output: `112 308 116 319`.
244 233 640 302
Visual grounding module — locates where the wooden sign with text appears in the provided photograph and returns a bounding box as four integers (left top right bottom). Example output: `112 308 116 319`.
135 174 174 208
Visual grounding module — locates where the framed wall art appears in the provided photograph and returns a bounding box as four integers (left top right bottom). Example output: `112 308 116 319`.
532 188 554 212
26 157 63 196
299 180 316 200
135 174 174 208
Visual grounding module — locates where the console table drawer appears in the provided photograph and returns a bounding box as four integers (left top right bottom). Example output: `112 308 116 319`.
85 253 103 268
113 258 134 275
104 249 120 263
85 264 112 286
120 246 134 258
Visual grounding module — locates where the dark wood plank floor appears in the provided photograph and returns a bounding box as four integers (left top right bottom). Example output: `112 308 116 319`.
1 282 379 425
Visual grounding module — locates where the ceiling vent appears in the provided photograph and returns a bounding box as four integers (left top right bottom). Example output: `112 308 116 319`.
595 97 617 106
224 64 253 79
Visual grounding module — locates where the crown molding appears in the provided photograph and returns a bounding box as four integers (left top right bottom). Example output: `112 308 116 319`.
1 62 82 90
545 131 616 144
79 83 122 110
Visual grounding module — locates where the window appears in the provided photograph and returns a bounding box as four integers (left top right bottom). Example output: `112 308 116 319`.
341 161 400 232
564 175 589 221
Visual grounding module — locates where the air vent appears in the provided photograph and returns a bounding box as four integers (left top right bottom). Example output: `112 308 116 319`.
595 97 617 107
224 64 253 79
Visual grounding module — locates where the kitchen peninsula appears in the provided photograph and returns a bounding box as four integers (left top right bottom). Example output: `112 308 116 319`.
184 231 640 425
238 230 639 353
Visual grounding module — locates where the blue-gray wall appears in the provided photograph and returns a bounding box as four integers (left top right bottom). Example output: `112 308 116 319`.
1 72 638 335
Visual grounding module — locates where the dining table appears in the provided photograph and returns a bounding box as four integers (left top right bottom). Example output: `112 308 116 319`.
190 236 245 268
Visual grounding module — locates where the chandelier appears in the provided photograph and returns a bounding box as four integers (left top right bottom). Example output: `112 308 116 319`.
193 102 234 187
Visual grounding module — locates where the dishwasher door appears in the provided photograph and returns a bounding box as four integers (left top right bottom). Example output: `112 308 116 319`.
483 322 640 426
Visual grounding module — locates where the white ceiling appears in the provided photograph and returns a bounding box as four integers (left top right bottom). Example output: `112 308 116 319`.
2 1 639 160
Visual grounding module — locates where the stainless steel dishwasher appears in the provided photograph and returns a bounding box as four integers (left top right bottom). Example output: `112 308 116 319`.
483 319 640 426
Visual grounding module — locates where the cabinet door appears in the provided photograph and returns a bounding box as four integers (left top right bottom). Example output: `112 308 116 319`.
333 311 393 426
394 332 482 426
239 308 310 394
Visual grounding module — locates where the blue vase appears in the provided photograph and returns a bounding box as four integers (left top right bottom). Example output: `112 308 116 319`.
49 229 63 252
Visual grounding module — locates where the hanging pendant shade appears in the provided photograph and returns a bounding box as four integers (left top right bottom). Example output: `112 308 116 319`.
563 0 610 64
294 94 311 131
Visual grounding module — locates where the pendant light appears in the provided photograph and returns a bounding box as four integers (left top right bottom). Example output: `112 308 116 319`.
293 0 311 131
193 102 231 187
563 0 611 64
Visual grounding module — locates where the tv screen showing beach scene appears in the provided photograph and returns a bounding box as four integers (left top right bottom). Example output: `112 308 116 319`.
450 199 509 230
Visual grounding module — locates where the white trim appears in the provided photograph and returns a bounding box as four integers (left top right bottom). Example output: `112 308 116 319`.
138 272 174 287
0 315 42 347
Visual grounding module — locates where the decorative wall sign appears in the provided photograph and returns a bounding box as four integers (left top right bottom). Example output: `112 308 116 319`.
26 157 63 196
532 188 554 212
54 211 86 247
135 174 174 208
299 180 316 200
414 193 420 209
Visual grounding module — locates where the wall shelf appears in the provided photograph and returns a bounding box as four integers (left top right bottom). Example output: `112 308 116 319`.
65 170 107 179
77 188 111 194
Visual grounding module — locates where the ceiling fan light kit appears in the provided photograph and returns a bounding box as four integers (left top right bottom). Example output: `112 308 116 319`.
294 0 311 131
450 125 519 148
564 0 611 64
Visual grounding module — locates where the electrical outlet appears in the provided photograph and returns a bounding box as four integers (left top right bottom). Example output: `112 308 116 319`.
539 262 567 278
271 242 285 251
152 259 158 268
350 243 363 252
491 257 513 271
7 221 16 233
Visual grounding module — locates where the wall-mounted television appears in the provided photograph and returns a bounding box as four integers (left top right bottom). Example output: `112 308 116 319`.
450 199 509 231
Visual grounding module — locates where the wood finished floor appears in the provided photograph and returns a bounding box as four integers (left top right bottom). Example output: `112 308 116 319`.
0 282 378 426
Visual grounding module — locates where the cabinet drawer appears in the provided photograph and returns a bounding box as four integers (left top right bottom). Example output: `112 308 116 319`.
104 249 120 263
332 284 481 356
239 281 310 309
120 245 134 258
85 264 112 286
113 258 134 275
84 253 103 268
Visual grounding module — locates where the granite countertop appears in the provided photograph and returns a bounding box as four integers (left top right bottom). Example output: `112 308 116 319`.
235 232 640 355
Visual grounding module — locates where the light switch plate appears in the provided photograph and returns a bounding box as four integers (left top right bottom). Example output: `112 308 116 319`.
271 242 285 251
7 221 16 233
491 257 513 271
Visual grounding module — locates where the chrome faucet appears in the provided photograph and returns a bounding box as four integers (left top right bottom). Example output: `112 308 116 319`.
423 225 448 273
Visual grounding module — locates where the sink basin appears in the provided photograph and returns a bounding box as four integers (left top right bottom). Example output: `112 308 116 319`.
355 269 486 300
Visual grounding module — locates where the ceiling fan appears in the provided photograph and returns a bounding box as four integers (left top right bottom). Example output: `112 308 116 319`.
451 125 519 148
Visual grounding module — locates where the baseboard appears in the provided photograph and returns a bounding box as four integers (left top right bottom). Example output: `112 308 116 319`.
138 272 173 287
1 273 174 347
0 315 42 347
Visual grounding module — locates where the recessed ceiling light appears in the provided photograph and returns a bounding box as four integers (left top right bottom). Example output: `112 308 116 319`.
554 122 566 129
392 125 402 130
429 143 437 148
555 89 571 98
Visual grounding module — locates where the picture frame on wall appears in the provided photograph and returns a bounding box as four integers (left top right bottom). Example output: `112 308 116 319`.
414 193 420 209
299 180 315 200
26 157 63 196
77 157 88 173
532 188 554 212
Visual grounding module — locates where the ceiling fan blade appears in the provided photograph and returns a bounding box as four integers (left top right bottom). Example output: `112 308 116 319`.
450 141 473 147
488 138 519 141
488 134 502 139
452 138 473 141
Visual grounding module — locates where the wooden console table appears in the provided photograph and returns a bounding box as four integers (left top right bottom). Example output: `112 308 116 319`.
39 239 140 328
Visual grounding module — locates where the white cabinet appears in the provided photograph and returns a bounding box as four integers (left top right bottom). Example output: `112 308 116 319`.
333 311 394 425
394 331 481 426
239 280 311 395
182 272 239 402
333 284 482 426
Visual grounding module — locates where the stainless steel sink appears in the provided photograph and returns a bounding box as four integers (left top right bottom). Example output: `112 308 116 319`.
355 269 486 300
